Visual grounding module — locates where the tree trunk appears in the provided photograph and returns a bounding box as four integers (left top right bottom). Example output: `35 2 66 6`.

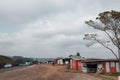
118 48 120 74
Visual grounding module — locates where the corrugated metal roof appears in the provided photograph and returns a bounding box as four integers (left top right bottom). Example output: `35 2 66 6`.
81 58 118 62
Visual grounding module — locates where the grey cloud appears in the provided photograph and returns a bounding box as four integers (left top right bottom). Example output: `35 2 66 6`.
0 0 119 58
0 0 78 26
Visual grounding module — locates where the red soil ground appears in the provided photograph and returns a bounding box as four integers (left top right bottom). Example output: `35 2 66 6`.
0 64 116 80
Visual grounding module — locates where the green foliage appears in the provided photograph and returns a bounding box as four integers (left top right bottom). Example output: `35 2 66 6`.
0 55 17 67
0 55 15 64
12 56 34 65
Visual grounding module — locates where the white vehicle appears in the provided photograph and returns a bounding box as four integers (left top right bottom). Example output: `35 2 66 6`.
4 64 12 68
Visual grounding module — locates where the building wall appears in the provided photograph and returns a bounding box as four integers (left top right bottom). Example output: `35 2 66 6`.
80 61 118 73
110 62 116 73
82 63 87 72
57 60 60 64
78 61 82 71
103 61 118 73
72 59 78 70
102 62 106 73
71 59 119 73
59 59 63 65
116 62 120 72
105 62 110 73
97 63 103 73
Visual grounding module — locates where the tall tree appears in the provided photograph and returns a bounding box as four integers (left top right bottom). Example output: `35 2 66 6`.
83 10 120 71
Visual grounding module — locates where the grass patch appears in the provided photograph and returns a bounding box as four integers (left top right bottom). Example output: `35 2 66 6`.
65 69 81 73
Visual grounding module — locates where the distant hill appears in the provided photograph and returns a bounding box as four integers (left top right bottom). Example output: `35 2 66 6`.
11 56 34 65
36 58 55 62
0 55 15 64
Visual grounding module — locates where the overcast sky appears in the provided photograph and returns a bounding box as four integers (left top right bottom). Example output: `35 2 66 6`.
0 0 120 58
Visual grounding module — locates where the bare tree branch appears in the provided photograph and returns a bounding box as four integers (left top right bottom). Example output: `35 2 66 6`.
96 39 119 60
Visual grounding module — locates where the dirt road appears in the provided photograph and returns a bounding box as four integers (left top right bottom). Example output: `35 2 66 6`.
0 64 115 80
